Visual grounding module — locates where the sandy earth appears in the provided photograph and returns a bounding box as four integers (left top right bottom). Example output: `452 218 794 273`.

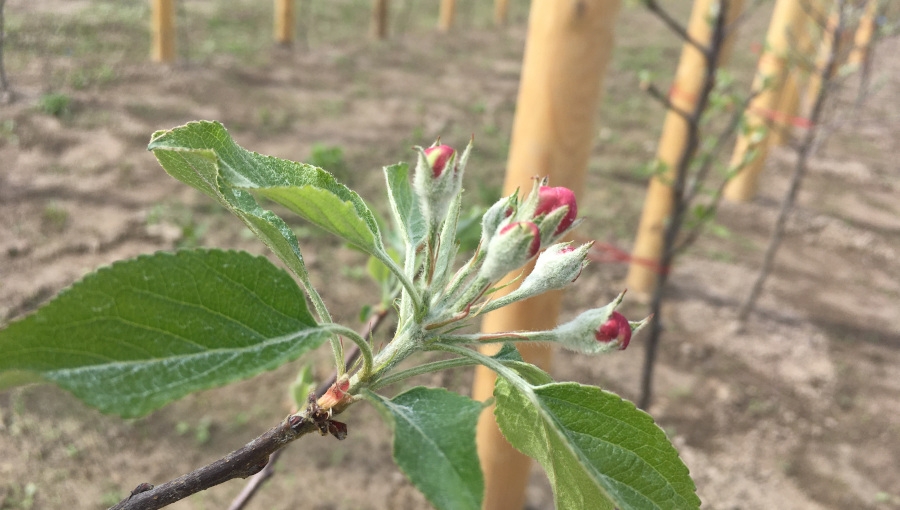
1 2 899 509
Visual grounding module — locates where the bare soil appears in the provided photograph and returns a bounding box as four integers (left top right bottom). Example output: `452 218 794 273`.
1 2 899 509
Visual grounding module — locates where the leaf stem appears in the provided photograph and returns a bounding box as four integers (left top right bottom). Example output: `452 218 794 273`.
368 356 475 391
429 343 532 395
298 274 344 376
319 324 375 380
377 251 423 316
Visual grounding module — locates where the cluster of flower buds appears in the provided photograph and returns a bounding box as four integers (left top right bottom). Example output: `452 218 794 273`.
476 179 580 282
412 141 642 353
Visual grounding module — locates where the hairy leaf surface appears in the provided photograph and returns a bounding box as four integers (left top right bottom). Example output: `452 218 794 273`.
0 250 329 417
366 387 484 510
150 121 387 256
149 124 311 284
495 378 700 510
383 162 426 248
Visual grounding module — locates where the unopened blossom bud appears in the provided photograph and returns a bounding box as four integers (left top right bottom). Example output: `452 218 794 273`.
499 222 541 257
535 186 578 236
480 194 517 246
478 221 540 282
476 242 592 315
595 311 632 350
413 141 469 234
424 144 456 177
550 302 642 355
514 242 591 296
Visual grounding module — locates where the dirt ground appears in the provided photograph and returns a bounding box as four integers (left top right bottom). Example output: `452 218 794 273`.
1 1 899 509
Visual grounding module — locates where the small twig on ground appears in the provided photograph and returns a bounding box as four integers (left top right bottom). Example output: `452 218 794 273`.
736 1 845 323
109 308 390 510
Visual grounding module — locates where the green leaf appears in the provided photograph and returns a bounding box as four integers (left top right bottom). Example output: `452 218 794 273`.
490 343 523 363
289 365 316 410
149 124 311 285
494 379 700 510
365 387 484 510
383 162 426 248
0 250 330 418
150 121 384 254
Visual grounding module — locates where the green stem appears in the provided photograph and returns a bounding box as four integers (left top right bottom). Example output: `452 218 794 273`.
368 356 476 391
429 343 533 395
299 274 344 376
320 324 375 380
376 250 423 315
435 329 556 345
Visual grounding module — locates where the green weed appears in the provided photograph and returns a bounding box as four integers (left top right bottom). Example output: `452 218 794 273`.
37 93 71 118
308 143 347 175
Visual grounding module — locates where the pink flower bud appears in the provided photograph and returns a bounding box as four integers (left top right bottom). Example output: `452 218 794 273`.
499 221 541 258
535 186 577 235
424 144 456 178
595 311 632 350
557 246 582 281
478 220 541 282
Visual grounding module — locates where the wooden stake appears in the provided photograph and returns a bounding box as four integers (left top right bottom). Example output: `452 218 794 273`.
151 0 175 63
439 0 456 32
494 0 509 26
625 0 745 295
724 0 810 202
848 0 878 67
769 1 820 147
472 2 620 508
768 71 800 147
371 0 389 40
274 0 294 45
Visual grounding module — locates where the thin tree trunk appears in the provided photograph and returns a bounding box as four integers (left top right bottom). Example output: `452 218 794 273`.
0 0 10 95
737 2 845 322
638 0 732 410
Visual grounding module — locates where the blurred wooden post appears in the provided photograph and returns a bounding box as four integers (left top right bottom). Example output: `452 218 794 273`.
471 2 620 509
371 0 389 40
848 0 878 66
769 72 800 147
724 0 809 202
769 0 821 147
625 0 744 295
151 0 175 63
274 0 294 45
803 7 838 116
439 0 456 32
494 0 509 26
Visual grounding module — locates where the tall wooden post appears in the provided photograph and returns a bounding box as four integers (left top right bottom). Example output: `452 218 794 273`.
803 6 838 116
494 0 510 26
151 0 175 63
471 2 620 509
371 0 389 40
625 0 745 295
769 0 822 147
439 0 456 32
724 0 809 202
274 0 294 45
848 0 878 67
